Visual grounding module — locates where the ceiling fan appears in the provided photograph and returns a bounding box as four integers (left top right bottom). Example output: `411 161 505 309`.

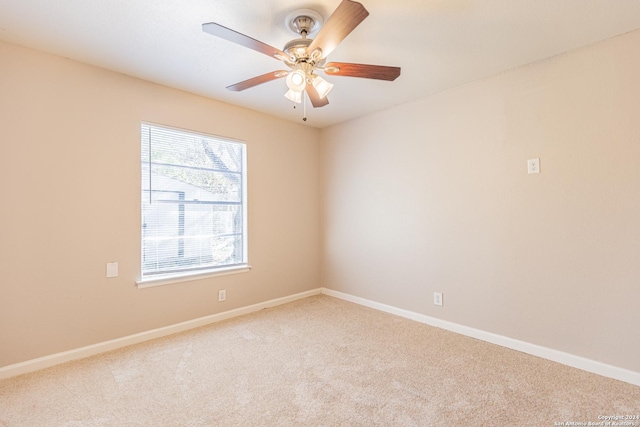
202 0 401 112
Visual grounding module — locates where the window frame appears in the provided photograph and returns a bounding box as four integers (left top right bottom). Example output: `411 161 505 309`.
136 122 250 288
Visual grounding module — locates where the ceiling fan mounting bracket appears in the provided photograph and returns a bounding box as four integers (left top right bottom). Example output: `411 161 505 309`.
285 9 324 36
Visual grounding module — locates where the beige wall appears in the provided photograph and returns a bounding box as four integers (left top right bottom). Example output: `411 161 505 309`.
2 27 640 375
321 30 640 372
0 41 321 367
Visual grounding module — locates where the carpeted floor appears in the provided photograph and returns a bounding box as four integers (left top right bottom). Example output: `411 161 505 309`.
1 295 638 426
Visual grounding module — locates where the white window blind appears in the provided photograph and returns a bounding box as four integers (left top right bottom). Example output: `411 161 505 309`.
141 123 247 279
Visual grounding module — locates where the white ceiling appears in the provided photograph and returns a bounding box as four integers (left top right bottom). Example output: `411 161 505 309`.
1 0 640 128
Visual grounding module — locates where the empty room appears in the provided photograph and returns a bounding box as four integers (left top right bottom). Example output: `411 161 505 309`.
1 0 639 425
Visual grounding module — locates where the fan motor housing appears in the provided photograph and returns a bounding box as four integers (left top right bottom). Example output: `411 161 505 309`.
284 38 312 60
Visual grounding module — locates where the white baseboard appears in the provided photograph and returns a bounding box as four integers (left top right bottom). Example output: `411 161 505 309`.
4 287 638 387
0 288 322 380
321 288 640 387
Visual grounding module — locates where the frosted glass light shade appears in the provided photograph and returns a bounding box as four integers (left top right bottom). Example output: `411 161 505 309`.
312 75 333 99
286 70 306 92
284 89 302 103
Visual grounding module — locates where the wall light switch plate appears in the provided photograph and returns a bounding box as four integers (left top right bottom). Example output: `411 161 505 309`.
528 158 540 174
106 262 118 278
433 292 443 306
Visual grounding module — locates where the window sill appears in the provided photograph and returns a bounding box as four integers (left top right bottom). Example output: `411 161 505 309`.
136 265 251 289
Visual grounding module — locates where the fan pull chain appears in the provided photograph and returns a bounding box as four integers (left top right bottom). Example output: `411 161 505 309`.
303 90 307 122
291 91 307 122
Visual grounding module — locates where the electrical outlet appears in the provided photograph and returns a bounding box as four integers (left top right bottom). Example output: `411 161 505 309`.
218 289 226 302
433 292 443 306
527 158 540 174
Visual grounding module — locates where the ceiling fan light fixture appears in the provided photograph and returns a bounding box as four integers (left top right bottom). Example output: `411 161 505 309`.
286 69 306 92
312 75 334 99
284 88 302 104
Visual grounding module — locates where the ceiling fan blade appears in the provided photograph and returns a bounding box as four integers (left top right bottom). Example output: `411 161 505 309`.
324 62 401 81
306 83 329 108
226 70 289 92
307 0 369 59
202 22 290 61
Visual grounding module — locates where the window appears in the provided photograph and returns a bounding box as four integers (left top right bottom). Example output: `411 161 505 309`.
140 123 247 283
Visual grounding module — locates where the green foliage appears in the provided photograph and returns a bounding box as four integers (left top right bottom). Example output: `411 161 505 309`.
142 125 242 197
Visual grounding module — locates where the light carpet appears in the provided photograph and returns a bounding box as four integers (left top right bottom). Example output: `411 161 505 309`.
1 295 638 426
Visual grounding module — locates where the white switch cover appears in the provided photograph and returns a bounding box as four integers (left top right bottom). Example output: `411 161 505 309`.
527 158 540 174
433 292 443 306
106 262 119 278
